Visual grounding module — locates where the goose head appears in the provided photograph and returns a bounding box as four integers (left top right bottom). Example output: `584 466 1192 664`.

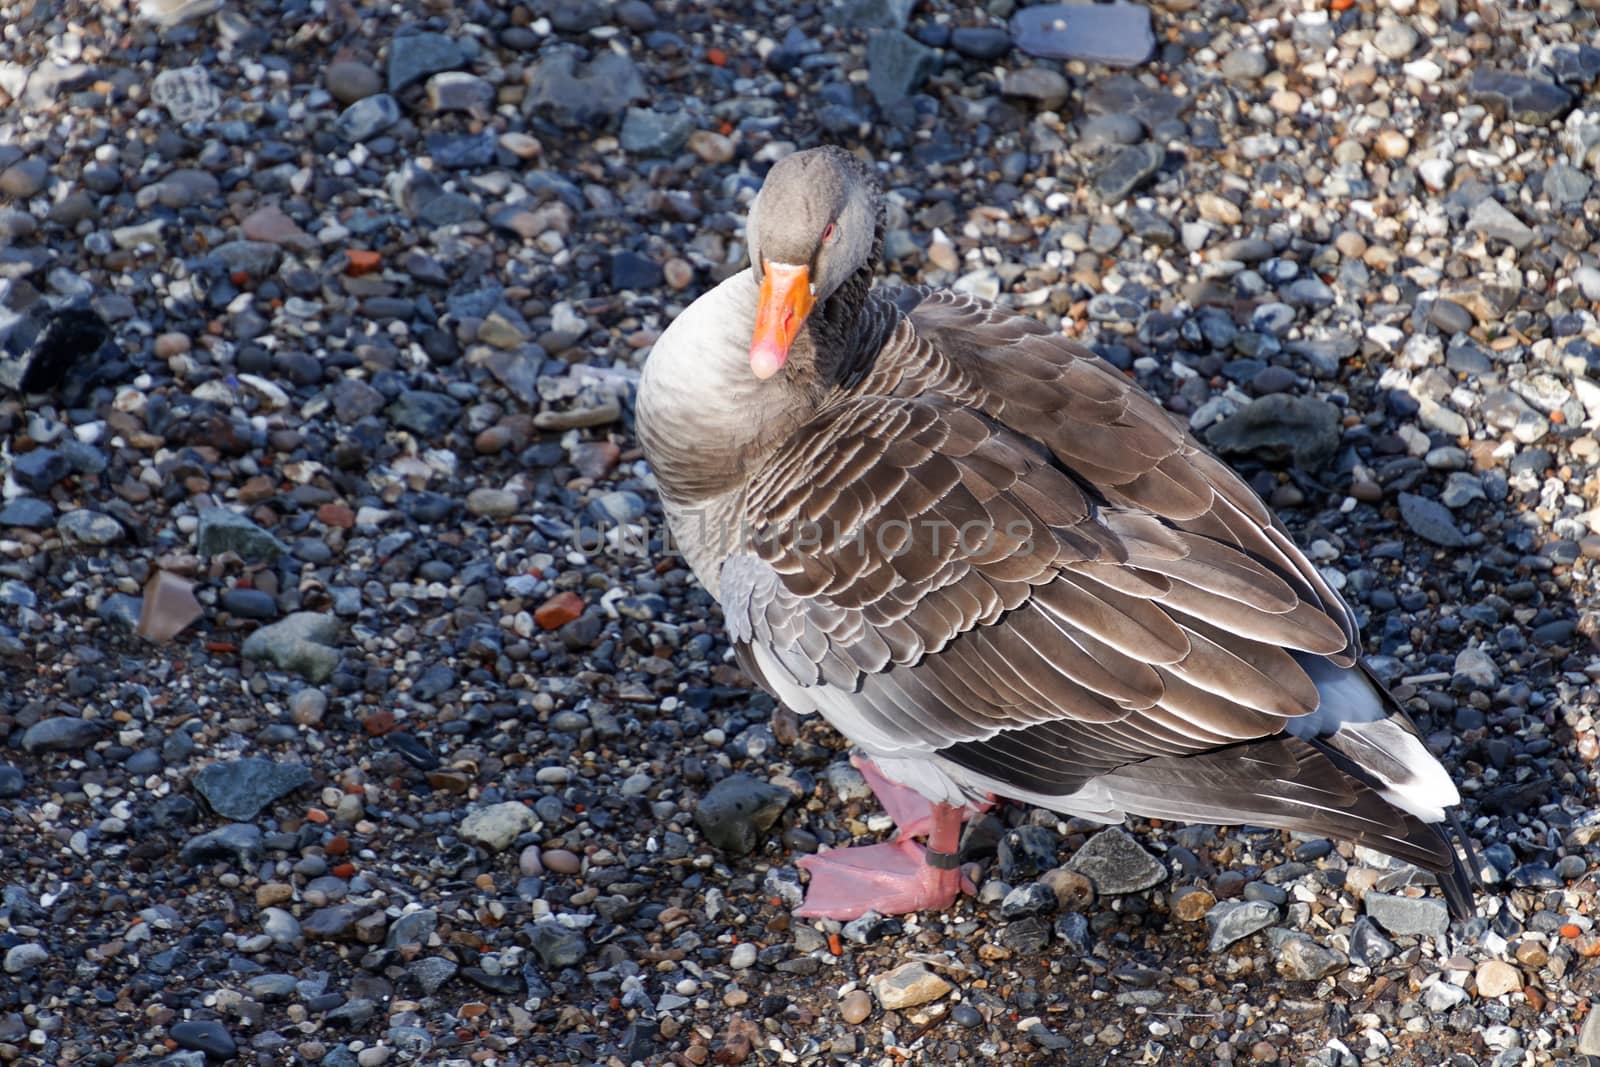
744 146 883 381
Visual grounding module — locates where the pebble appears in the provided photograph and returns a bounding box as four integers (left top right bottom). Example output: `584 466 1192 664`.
1063 827 1166 894
872 962 951 1010
1364 893 1449 937
839 989 872 1024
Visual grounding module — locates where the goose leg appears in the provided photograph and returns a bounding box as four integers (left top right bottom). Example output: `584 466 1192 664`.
795 763 975 919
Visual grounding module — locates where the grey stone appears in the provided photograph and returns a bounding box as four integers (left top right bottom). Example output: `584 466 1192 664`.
426 71 495 115
1467 198 1535 250
1372 22 1418 60
1348 915 1397 967
1397 492 1468 548
1010 2 1155 66
524 50 647 129
1219 49 1269 83
1468 71 1573 125
336 93 401 142
57 509 124 546
1274 932 1347 980
1364 891 1449 936
193 757 311 820
694 774 791 854
197 507 287 562
3 943 47 974
529 919 586 968
459 801 538 851
1064 827 1167 894
20 716 99 753
387 389 461 437
866 31 941 111
1000 68 1070 110
1579 1000 1600 1055
619 108 694 157
1205 394 1341 469
949 27 1010 60
0 497 53 528
11 448 68 491
1206 899 1279 951
179 823 265 867
386 909 439 949
169 1020 235 1060
387 32 465 93
408 957 457 995
1094 143 1164 202
241 612 341 682
1546 163 1592 206
1427 299 1474 335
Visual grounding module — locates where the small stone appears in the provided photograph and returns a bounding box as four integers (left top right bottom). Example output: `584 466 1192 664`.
1206 899 1279 952
1397 492 1468 548
1206 395 1341 469
3 944 48 973
686 130 735 165
197 507 287 562
535 592 584 629
619 107 694 157
1467 198 1535 250
1220 49 1269 83
528 919 586 969
388 32 465 93
865 30 941 111
169 1020 236 1060
1579 1004 1600 1055
872 961 952 1010
57 509 124 546
194 758 311 821
326 59 382 104
240 612 341 683
694 774 791 855
1469 70 1574 125
1009 2 1156 66
150 65 220 123
1000 68 1070 110
459 801 538 852
1373 22 1419 60
1364 892 1449 937
1374 130 1409 159
541 849 581 875
1063 827 1166 894
1475 959 1522 997
1274 933 1347 981
949 27 1010 60
26 716 105 753
730 943 758 970
426 71 494 115
1169 885 1216 921
663 258 694 290
839 989 872 1024
337 94 401 142
1094 143 1164 203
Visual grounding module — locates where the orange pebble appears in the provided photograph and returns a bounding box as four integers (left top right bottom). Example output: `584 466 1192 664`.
304 808 329 824
345 249 381 276
706 47 727 66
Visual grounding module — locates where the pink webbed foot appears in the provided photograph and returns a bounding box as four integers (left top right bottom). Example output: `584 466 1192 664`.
794 756 981 919
795 839 968 919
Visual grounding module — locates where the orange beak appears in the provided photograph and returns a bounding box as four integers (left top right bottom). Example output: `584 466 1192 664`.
749 261 814 380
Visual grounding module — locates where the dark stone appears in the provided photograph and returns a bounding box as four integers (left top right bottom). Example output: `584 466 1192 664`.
20 716 100 753
179 824 266 867
997 824 1061 881
1064 827 1167 894
169 1020 236 1060
1398 492 1468 548
1205 394 1341 469
693 774 791 854
0 764 24 798
221 588 278 619
949 27 1010 60
529 919 587 968
387 390 461 437
0 497 53 528
1094 143 1164 202
11 448 69 491
609 251 663 291
1468 71 1573 125
866 30 942 111
387 32 466 93
193 758 312 821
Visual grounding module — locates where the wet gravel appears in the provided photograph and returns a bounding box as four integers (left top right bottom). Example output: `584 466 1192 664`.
3 0 1600 1064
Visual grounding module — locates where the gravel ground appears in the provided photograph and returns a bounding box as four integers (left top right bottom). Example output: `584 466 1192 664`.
2 0 1600 1064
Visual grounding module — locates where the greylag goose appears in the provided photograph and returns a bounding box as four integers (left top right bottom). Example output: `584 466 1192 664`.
637 145 1476 921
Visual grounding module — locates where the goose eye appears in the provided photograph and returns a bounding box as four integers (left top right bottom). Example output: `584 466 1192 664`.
821 222 836 243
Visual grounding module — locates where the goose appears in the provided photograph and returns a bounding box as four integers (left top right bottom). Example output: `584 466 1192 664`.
636 145 1477 921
